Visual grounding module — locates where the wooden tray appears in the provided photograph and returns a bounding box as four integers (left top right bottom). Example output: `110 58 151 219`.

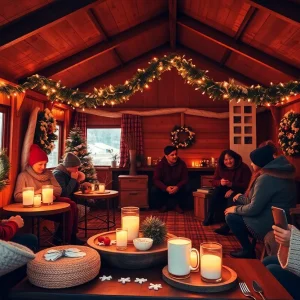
162 265 237 293
87 231 176 269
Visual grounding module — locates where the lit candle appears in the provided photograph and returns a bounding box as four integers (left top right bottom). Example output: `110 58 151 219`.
90 184 95 192
122 216 139 242
116 228 128 250
190 251 198 269
98 183 105 193
33 195 41 207
147 157 151 166
192 161 195 167
211 157 215 166
23 187 34 207
42 185 53 205
200 254 222 280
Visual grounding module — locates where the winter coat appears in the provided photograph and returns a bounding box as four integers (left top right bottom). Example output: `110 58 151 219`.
153 157 188 191
212 156 252 193
53 164 79 197
235 155 296 240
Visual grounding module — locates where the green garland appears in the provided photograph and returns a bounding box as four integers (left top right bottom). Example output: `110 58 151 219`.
34 108 58 155
278 110 300 156
170 125 195 149
0 150 10 191
0 54 299 108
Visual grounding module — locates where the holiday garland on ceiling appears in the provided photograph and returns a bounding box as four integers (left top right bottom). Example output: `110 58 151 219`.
0 54 299 109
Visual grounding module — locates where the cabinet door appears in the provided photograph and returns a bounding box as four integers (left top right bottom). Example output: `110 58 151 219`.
119 178 147 190
119 191 148 208
201 176 213 187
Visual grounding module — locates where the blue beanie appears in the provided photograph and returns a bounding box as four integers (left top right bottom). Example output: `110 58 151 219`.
250 145 274 168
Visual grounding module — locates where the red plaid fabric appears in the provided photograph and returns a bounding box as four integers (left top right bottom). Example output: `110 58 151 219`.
74 112 87 141
119 114 144 167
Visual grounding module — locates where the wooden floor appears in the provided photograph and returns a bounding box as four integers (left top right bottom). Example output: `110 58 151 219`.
39 207 263 258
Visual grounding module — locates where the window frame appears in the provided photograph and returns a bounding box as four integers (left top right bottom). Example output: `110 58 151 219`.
46 121 63 169
0 105 10 153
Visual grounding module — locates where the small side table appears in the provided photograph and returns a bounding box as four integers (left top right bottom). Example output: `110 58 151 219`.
73 190 118 238
3 202 70 249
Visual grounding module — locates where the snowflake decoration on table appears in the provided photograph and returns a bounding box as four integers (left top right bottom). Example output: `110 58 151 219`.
170 125 195 149
134 278 147 284
149 283 162 291
99 275 112 281
97 240 116 246
118 277 131 284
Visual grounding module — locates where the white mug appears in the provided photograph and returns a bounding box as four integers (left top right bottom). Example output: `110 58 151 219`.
168 237 199 279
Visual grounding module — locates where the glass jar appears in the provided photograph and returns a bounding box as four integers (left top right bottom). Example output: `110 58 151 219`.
22 187 34 207
121 206 139 243
42 185 53 205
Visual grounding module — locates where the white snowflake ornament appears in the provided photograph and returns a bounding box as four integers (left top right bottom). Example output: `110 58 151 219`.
134 278 147 284
118 277 131 284
149 283 162 291
99 275 112 281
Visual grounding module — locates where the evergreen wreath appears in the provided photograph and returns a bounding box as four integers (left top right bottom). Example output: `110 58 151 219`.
34 108 57 155
278 110 300 156
0 150 10 191
170 125 195 149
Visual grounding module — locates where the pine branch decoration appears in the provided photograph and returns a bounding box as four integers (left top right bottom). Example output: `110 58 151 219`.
141 216 167 245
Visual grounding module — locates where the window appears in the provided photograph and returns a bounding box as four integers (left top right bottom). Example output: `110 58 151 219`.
47 124 61 168
0 105 9 150
87 128 121 166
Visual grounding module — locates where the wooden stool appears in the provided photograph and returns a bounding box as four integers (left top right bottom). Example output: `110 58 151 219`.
193 191 211 221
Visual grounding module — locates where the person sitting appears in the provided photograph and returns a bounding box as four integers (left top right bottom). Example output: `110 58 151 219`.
203 149 252 231
0 215 37 299
14 144 84 245
263 224 300 299
225 145 296 259
152 145 188 214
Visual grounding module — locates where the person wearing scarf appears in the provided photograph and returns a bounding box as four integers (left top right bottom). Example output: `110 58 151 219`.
14 144 84 245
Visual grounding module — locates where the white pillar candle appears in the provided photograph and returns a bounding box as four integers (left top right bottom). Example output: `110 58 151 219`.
211 157 215 166
147 157 151 166
122 216 139 241
23 188 34 207
42 186 53 204
33 195 42 207
90 184 95 192
200 254 222 280
192 161 195 167
116 229 128 250
99 183 105 193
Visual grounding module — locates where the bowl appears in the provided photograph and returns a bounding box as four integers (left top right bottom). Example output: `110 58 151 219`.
133 238 153 251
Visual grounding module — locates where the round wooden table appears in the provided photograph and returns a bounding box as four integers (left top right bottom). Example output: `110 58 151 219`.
3 202 70 249
73 190 119 238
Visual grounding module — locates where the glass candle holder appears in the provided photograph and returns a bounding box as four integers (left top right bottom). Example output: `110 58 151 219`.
121 206 139 243
42 185 53 205
200 242 222 283
90 183 95 192
116 228 128 250
22 187 34 207
98 183 105 193
33 195 42 207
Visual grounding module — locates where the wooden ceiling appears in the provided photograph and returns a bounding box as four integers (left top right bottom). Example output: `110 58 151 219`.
0 0 299 89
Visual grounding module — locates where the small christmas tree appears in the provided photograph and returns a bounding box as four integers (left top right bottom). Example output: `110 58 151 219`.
64 126 98 183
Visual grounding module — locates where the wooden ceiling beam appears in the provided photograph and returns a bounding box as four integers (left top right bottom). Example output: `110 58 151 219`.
0 0 102 51
87 8 124 66
23 14 168 79
246 0 300 27
169 0 177 50
220 6 257 66
178 15 300 78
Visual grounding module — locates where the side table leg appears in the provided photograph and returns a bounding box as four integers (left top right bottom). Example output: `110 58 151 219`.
62 212 66 244
37 217 40 250
106 198 109 231
85 199 87 238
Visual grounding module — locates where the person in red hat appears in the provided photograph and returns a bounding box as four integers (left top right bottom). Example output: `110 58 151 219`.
14 144 84 245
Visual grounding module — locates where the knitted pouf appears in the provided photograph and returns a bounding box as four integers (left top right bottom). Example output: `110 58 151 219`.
27 245 100 289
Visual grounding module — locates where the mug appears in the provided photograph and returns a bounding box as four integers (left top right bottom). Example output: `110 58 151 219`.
168 237 199 279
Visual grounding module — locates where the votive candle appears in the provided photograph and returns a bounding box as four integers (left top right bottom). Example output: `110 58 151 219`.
147 157 151 166
99 183 105 193
33 195 41 207
116 228 128 250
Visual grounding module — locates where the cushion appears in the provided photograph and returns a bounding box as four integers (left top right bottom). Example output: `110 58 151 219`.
0 240 35 277
27 245 100 289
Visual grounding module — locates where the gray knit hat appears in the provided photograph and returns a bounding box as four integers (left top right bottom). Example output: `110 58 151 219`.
63 153 81 168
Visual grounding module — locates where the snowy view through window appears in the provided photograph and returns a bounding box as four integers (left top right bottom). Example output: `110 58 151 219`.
47 125 60 168
87 128 121 166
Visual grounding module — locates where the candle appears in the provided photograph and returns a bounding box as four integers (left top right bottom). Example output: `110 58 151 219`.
192 161 195 167
99 183 105 193
122 216 139 242
42 185 53 205
211 157 215 166
23 187 34 207
147 157 151 166
116 228 128 250
190 251 198 269
90 183 95 192
33 195 41 207
200 254 222 280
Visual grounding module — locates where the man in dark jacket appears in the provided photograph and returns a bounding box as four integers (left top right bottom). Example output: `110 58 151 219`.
152 145 188 213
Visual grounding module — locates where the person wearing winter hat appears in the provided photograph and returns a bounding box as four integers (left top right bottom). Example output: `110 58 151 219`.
152 145 189 214
14 144 85 246
224 144 297 259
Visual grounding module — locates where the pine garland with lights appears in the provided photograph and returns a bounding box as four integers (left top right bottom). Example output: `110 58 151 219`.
278 110 300 156
170 125 195 149
65 127 98 183
34 108 58 155
0 150 10 191
0 54 299 108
